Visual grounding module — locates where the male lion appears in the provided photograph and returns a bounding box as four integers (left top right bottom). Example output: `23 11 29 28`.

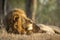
4 8 34 34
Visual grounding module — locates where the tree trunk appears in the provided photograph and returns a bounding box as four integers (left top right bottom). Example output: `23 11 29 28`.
25 0 32 19
32 0 37 22
25 0 37 22
0 0 9 25
4 0 7 16
0 0 4 25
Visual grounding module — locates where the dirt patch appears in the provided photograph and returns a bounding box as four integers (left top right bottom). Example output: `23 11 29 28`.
0 28 60 40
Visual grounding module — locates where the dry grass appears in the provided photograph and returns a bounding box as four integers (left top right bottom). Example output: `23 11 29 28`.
0 26 60 40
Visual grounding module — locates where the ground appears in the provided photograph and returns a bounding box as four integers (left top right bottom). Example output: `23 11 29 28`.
0 25 60 40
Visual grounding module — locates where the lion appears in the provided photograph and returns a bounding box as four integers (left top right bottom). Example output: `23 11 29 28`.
4 8 35 34
39 24 60 34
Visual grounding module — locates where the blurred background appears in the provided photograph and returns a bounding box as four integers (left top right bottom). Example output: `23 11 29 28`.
0 0 60 27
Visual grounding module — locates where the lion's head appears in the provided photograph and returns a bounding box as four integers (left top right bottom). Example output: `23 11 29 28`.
4 8 34 34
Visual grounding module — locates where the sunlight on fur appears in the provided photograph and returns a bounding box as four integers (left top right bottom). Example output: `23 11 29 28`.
4 8 34 34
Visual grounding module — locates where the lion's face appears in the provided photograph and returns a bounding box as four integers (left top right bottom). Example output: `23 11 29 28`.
25 20 33 30
23 20 33 34
12 13 34 34
5 8 34 34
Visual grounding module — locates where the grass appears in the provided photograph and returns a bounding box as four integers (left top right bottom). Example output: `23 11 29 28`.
0 26 60 40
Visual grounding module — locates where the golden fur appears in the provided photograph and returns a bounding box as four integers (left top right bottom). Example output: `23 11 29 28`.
5 8 33 34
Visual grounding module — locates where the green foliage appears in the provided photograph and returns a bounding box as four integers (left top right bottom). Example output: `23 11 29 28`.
8 0 60 26
8 0 25 9
36 0 60 26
